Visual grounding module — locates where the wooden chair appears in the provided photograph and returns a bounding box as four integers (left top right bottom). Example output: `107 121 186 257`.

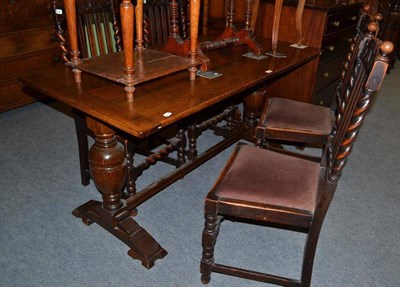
200 33 393 286
49 0 122 60
143 0 191 47
255 5 375 154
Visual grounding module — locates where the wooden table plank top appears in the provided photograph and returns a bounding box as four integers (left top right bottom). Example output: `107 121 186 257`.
19 38 319 138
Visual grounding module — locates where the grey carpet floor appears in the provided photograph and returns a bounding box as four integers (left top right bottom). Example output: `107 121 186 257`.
1 67 399 286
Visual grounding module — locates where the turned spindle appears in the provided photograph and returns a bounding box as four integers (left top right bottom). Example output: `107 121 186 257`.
120 0 135 102
169 0 181 39
244 0 253 31
64 0 82 82
189 0 201 80
136 0 144 48
201 0 262 55
226 0 236 29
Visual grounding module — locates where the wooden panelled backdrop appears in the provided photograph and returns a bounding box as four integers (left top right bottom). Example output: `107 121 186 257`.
0 0 58 112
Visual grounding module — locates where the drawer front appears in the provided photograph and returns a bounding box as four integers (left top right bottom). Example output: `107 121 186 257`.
0 81 37 112
0 47 58 83
314 56 344 93
320 29 355 61
0 28 57 59
0 49 57 112
325 9 359 36
0 27 57 59
312 80 339 107
0 0 54 33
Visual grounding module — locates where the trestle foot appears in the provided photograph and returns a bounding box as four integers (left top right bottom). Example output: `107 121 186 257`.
201 274 211 284
72 208 94 225
73 200 167 268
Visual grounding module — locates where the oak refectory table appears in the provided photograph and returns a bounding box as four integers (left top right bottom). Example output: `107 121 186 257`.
19 38 320 268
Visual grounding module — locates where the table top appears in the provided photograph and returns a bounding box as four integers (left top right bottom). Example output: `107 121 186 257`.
19 38 319 138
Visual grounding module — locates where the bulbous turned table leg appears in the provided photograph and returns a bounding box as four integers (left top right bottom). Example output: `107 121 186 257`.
243 87 266 125
89 118 126 210
242 87 267 142
72 116 167 269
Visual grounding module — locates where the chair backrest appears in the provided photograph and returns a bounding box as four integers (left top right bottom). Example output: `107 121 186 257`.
49 0 188 59
49 0 69 63
75 0 122 58
357 4 372 34
333 6 375 111
328 35 392 183
49 0 122 61
143 0 190 47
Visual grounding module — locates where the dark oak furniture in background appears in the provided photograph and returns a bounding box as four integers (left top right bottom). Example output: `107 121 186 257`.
202 0 320 121
20 39 320 269
0 0 58 112
200 34 392 287
255 0 364 107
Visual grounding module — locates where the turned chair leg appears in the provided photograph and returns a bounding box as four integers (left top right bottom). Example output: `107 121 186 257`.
200 212 223 284
299 231 321 286
300 208 328 287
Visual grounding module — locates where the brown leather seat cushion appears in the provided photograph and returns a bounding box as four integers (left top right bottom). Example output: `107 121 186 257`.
263 97 335 135
216 144 321 212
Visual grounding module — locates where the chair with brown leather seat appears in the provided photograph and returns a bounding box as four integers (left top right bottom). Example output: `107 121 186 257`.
255 5 374 154
200 35 393 287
